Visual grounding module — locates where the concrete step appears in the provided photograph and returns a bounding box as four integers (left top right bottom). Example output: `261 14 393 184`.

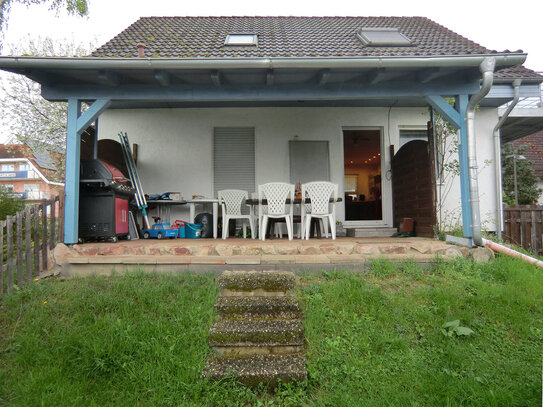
214 296 302 320
209 319 304 348
203 354 307 386
218 270 296 296
346 227 397 238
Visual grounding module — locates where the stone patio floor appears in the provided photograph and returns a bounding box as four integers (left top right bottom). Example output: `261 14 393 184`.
53 237 493 276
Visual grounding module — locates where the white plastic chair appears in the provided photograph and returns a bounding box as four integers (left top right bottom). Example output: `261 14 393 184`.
218 189 255 239
251 192 281 239
301 181 338 240
258 182 295 240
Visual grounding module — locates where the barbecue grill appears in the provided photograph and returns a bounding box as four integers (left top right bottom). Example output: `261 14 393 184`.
79 159 136 242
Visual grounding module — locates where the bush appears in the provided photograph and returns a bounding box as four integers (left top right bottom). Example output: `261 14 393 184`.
0 188 25 221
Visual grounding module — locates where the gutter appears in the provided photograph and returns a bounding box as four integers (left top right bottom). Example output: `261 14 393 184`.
0 53 527 71
467 57 496 246
493 79 522 239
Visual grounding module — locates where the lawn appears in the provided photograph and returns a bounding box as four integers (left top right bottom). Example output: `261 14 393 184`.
1 255 542 406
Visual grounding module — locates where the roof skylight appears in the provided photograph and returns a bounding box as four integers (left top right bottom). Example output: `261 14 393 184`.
357 28 413 46
225 34 258 46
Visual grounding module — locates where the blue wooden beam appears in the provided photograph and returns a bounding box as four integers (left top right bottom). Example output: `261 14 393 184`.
455 94 472 240
64 98 111 244
41 80 480 102
427 94 472 241
64 98 82 244
76 99 111 133
425 95 462 129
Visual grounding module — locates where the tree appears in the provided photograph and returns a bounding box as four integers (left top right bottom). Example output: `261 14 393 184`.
0 0 88 45
0 37 94 181
501 143 541 205
433 109 460 231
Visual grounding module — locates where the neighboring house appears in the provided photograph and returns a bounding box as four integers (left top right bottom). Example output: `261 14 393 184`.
0 16 542 245
510 131 543 204
0 144 64 202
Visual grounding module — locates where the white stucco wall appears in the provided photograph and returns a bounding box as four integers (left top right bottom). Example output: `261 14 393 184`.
436 107 500 232
97 106 500 232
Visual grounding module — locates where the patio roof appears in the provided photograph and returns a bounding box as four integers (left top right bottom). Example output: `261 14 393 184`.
0 54 537 109
0 16 540 108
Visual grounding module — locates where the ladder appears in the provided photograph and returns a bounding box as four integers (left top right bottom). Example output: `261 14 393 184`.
118 131 150 229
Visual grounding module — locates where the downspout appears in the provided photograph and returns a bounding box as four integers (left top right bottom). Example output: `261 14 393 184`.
467 57 495 246
493 79 522 239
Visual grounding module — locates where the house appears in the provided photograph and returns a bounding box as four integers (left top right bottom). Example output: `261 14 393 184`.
509 130 543 204
0 16 542 246
0 144 64 202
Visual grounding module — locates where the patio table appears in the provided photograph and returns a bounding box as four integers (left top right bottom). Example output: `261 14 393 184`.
147 199 187 224
187 198 219 239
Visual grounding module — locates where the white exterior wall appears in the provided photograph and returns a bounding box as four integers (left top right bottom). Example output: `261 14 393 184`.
537 180 543 205
98 106 500 232
437 107 500 232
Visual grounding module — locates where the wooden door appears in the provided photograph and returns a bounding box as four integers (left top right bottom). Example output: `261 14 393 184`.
391 136 436 237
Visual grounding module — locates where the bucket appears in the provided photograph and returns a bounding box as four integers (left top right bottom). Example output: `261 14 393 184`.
185 223 202 239
172 220 186 238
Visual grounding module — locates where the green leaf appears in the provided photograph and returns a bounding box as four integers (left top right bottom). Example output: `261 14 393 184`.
454 326 474 336
442 320 460 329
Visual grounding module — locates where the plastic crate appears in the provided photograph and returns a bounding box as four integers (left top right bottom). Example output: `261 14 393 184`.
185 223 202 239
178 224 186 238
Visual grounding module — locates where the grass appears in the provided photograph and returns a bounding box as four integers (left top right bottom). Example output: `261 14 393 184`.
1 255 542 406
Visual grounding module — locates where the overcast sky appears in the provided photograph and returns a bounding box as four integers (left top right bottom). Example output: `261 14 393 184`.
2 0 542 71
1 0 542 143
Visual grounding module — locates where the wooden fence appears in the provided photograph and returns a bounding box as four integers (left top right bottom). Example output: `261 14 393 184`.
1 194 64 296
503 205 543 255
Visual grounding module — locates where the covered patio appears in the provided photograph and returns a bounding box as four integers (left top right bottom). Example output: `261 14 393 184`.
1 16 541 253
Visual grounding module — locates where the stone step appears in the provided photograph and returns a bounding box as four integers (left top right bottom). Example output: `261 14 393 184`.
203 354 307 387
346 227 397 238
209 320 304 348
214 296 302 320
218 270 296 296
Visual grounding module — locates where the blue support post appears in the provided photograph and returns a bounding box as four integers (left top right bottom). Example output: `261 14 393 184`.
426 94 472 242
455 94 472 239
63 98 112 244
64 99 82 244
93 118 99 159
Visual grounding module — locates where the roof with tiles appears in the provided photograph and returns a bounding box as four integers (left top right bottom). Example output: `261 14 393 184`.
92 16 500 59
493 65 542 81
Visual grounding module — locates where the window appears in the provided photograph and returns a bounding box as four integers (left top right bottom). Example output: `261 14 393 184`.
24 184 39 192
357 28 413 46
1 164 14 171
214 127 255 195
289 141 330 184
1 184 14 192
399 129 428 149
19 163 30 171
225 34 258 46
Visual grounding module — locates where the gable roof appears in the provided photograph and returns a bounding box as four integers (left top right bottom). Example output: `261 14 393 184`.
92 16 502 59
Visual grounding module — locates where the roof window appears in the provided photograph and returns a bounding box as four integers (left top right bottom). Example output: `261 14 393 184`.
357 28 413 46
225 34 258 46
